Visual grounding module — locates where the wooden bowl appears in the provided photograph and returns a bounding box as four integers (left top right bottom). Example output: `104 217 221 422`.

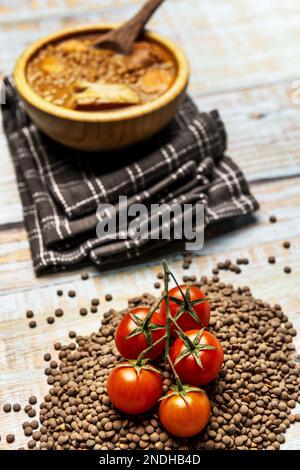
13 24 190 151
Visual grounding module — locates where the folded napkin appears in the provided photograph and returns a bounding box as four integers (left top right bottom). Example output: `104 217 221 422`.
2 76 259 275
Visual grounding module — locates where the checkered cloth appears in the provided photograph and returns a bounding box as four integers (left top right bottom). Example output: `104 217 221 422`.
2 77 259 275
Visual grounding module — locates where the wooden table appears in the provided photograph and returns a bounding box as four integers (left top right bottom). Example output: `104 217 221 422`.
0 0 299 450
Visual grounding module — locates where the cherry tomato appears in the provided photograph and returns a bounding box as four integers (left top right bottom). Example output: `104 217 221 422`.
115 308 166 360
170 329 223 386
159 387 211 438
107 362 163 414
160 285 210 335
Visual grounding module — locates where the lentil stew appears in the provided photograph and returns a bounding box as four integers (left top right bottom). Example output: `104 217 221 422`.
26 34 177 111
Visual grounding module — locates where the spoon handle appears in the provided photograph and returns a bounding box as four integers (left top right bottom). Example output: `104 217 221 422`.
94 0 165 54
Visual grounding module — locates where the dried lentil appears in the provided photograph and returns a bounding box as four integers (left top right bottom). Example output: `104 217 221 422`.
55 308 64 318
22 273 299 451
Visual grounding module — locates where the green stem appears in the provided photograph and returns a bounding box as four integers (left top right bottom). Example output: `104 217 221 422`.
169 315 196 351
143 295 164 329
162 259 183 391
167 269 205 327
166 353 183 389
136 333 167 366
134 259 207 391
167 269 190 306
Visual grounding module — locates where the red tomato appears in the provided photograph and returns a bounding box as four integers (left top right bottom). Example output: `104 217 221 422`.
170 329 223 386
107 362 163 414
115 308 166 360
160 285 210 335
159 387 211 438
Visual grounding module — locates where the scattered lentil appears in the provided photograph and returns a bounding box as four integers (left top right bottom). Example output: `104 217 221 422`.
80 308 88 317
215 260 242 275
6 434 15 444
32 431 41 441
55 308 64 318
28 440 36 449
24 426 33 437
28 409 36 418
29 396 37 406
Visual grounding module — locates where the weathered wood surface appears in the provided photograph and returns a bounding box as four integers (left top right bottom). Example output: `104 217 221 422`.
0 0 300 450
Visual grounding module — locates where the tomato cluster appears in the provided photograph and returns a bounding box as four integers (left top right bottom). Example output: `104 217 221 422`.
107 281 224 438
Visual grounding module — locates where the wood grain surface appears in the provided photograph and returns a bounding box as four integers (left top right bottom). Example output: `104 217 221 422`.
0 0 300 450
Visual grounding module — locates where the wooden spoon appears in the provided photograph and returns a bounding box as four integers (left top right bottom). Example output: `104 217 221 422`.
93 0 165 55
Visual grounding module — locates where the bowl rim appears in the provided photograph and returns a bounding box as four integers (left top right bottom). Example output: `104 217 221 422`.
13 23 190 123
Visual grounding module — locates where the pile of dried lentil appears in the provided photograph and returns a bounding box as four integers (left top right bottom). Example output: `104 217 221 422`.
19 273 300 451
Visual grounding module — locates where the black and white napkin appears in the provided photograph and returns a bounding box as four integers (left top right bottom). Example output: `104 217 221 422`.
2 76 259 275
